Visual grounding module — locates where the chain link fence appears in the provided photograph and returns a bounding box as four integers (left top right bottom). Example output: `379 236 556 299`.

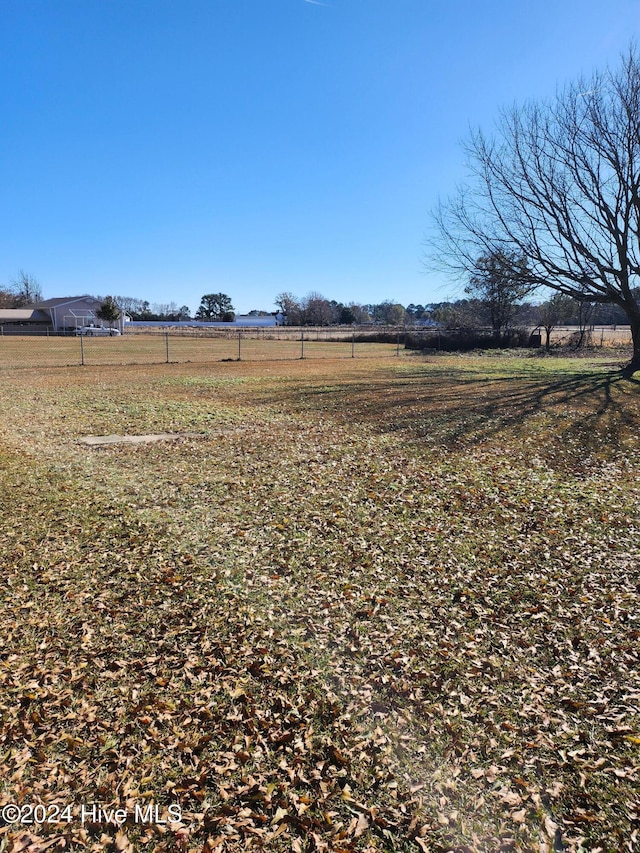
0 324 632 370
0 327 406 370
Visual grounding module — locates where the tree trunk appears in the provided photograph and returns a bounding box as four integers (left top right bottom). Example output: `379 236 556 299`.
623 315 640 376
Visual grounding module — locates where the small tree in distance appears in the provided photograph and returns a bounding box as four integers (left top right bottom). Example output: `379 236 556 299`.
537 293 574 351
195 293 234 322
573 297 597 349
274 292 301 326
372 301 407 325
466 251 533 342
97 296 121 327
301 292 333 326
348 303 372 324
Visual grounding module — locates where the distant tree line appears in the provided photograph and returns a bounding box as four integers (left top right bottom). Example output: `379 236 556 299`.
107 289 636 339
273 287 633 343
7 273 631 351
274 292 413 326
95 291 435 327
105 296 192 322
109 293 236 322
437 292 626 322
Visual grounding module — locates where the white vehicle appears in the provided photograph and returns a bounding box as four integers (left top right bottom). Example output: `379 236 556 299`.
74 325 121 337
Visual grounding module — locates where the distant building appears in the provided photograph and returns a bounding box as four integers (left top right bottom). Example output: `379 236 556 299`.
232 314 279 327
0 306 51 333
0 296 126 334
130 313 280 329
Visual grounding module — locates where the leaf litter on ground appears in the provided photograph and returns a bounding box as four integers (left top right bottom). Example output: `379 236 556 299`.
0 354 638 852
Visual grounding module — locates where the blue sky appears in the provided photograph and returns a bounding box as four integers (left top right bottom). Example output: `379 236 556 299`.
2 0 639 314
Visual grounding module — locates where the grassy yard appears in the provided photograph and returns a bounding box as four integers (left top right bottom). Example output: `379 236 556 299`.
0 353 638 853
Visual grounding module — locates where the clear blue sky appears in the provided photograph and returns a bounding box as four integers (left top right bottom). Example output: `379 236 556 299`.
1 1 639 314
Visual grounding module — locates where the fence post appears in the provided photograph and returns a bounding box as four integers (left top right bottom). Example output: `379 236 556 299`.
80 334 85 366
165 331 170 363
352 328 355 358
301 329 305 359
396 331 400 356
238 330 241 361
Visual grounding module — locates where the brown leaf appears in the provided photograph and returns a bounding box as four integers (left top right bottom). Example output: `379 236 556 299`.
7 835 65 853
114 830 133 852
353 812 369 838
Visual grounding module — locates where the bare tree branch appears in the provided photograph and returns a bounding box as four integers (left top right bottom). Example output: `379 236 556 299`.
429 47 640 371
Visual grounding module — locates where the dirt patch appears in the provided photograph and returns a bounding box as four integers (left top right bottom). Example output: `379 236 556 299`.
80 432 199 446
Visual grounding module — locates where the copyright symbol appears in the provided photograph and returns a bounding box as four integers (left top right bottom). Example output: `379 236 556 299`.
1 804 21 824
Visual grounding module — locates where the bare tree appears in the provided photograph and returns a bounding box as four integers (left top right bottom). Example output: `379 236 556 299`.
274 292 302 325
111 296 145 317
10 270 42 306
537 293 574 351
573 297 597 349
301 292 333 326
0 288 18 308
432 48 640 373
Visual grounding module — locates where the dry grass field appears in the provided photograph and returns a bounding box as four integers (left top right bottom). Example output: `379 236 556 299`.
0 352 639 853
547 327 633 348
0 334 399 369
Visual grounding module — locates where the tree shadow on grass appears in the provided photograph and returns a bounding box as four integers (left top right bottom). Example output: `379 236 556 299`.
259 362 640 468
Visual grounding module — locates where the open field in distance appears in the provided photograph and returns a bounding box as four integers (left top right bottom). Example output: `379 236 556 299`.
0 334 400 369
0 353 639 852
0 327 633 371
547 326 633 347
